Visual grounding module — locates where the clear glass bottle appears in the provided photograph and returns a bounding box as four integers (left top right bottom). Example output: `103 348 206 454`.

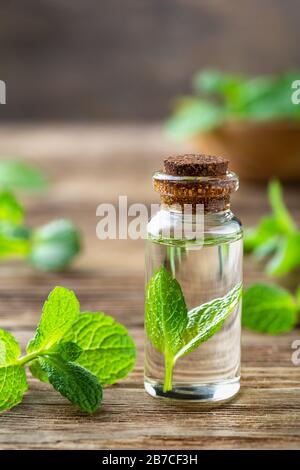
144 155 243 403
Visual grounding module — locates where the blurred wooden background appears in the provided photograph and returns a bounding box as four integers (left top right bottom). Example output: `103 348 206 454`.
1 0 300 121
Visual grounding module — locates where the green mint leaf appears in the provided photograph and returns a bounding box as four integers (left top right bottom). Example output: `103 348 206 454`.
29 342 82 383
28 219 81 271
0 223 30 258
242 283 298 334
243 216 282 252
266 233 300 276
0 160 47 191
0 329 28 412
268 180 296 233
145 265 188 392
193 69 243 104
0 191 23 225
145 267 242 392
52 342 82 362
64 312 136 386
244 180 300 276
40 356 102 414
27 286 80 355
145 265 188 357
175 283 242 361
28 359 49 383
0 365 28 412
0 328 22 365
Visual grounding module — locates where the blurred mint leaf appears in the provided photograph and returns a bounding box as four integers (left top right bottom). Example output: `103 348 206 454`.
245 180 300 276
165 98 225 139
0 191 23 224
268 180 296 233
64 312 136 386
0 223 30 258
40 356 102 414
28 219 81 271
244 216 281 252
0 161 47 191
242 283 298 334
193 69 244 106
266 232 300 276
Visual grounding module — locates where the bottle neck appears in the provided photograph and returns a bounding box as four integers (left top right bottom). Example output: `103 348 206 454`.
153 170 238 214
159 197 231 214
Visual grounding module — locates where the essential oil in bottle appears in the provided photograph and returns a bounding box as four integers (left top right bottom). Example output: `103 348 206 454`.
144 154 243 403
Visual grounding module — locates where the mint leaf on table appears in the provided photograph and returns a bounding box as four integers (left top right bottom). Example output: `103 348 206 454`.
0 329 28 412
64 312 136 386
28 219 81 272
27 286 80 381
0 365 28 412
0 286 136 414
51 342 83 362
242 283 298 334
27 286 80 354
0 329 23 366
26 342 83 384
39 356 102 414
145 266 242 392
0 160 47 191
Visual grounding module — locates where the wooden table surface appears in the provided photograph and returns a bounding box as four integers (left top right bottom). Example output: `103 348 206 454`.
0 124 299 450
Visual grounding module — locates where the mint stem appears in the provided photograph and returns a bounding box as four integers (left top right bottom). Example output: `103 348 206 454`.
17 349 54 366
163 356 174 392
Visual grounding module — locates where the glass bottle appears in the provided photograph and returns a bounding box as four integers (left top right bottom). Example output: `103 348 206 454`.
144 154 243 403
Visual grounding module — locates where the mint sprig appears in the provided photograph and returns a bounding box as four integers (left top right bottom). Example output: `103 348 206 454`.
244 180 300 276
145 266 242 392
242 283 299 334
0 286 136 414
0 161 81 271
165 70 300 139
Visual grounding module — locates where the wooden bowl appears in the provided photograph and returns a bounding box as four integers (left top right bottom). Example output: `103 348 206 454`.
193 121 300 182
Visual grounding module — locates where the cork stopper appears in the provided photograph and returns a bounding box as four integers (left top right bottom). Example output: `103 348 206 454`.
153 153 238 213
164 154 229 177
